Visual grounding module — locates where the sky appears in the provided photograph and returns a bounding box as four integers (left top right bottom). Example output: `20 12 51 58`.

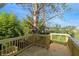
0 3 79 28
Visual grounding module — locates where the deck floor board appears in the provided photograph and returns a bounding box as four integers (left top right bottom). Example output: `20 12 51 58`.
17 43 71 56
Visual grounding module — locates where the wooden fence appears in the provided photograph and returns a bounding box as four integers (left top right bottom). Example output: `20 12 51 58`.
50 33 79 56
0 33 79 56
0 34 50 56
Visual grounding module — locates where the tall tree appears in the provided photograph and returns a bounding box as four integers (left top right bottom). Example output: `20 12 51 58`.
17 3 70 34
33 3 39 33
42 3 46 27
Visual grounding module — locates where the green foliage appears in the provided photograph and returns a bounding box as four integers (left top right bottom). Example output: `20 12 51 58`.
21 17 33 35
48 24 76 37
51 35 67 44
0 12 23 39
38 20 46 34
21 17 46 34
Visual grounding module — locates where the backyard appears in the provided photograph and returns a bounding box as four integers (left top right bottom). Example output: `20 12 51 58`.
0 3 79 56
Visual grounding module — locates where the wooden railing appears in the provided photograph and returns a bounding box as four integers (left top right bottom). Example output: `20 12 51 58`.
50 33 79 56
32 34 50 49
0 33 79 56
0 34 50 56
68 36 79 56
0 36 30 56
50 33 69 44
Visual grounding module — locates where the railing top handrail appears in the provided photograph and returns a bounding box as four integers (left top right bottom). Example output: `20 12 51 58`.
0 36 25 44
0 34 49 44
50 33 79 49
68 36 79 48
50 33 70 36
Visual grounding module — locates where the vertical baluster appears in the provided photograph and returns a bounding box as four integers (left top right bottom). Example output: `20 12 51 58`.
13 41 15 54
22 39 24 48
24 39 25 48
16 40 17 46
9 41 11 55
12 41 14 54
11 41 14 54
5 43 7 56
17 40 18 51
7 42 9 55
18 40 20 50
20 40 21 50
24 38 25 47
15 40 16 48
21 40 23 49
24 38 26 48
24 38 28 47
21 40 22 49
20 39 22 49
1 44 3 56
21 37 23 49
10 41 12 55
22 38 24 49
19 40 21 50
21 39 22 49
15 40 17 54
20 40 22 49
14 40 17 53
13 40 15 54
7 42 9 56
15 40 17 50
14 40 16 54
19 40 20 50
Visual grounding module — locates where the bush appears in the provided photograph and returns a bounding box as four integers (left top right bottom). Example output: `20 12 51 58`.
0 12 24 39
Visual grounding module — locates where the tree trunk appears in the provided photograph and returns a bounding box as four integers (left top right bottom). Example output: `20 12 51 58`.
33 3 38 33
42 3 46 27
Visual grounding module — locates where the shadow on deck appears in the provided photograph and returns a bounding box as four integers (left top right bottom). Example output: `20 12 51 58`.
17 43 71 56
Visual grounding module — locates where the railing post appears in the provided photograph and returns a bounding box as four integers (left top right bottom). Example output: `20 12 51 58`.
65 36 68 43
46 35 50 49
33 34 35 45
50 33 52 41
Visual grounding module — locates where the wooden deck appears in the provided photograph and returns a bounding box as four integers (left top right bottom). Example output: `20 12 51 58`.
17 43 71 56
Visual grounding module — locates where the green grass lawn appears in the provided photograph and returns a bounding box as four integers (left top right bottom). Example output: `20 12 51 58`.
51 35 67 44
75 34 79 40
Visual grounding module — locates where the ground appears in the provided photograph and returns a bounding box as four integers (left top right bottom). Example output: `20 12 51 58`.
17 43 71 56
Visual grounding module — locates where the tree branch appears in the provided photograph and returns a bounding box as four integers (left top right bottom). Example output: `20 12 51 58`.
46 14 59 21
28 8 33 15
